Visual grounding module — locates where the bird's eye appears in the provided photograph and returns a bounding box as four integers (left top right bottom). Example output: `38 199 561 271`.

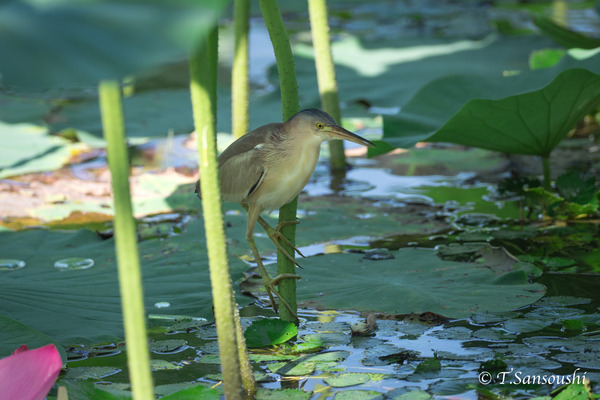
316 122 324 129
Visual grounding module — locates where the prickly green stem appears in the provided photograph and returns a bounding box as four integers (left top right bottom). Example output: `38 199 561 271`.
99 80 155 400
190 27 244 400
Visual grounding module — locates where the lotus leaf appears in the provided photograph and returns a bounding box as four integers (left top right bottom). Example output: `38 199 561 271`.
0 122 78 179
292 248 545 318
0 0 228 89
379 52 600 156
0 221 250 346
244 319 298 348
0 316 67 363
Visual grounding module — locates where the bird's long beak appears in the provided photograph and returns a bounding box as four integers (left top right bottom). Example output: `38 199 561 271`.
326 125 376 148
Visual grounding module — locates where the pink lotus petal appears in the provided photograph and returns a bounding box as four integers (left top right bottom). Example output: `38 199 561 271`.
0 344 62 400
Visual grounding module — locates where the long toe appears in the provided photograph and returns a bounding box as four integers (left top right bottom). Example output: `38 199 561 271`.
271 273 302 286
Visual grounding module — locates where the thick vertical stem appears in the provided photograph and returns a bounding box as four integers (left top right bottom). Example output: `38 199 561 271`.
189 27 243 400
99 80 154 400
259 0 300 323
542 154 551 192
308 0 346 173
232 0 250 139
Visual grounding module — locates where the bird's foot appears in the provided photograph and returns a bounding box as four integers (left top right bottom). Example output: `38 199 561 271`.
262 218 306 264
262 274 301 319
271 273 302 287
247 234 300 321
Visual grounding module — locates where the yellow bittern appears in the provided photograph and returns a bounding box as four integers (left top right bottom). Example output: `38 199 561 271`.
196 109 375 315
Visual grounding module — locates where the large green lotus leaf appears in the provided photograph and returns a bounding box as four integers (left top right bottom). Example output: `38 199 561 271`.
0 122 80 178
0 0 227 90
0 92 51 125
50 89 195 144
46 36 554 146
380 52 600 154
293 248 545 318
0 220 250 346
48 86 281 146
293 35 555 109
0 315 67 364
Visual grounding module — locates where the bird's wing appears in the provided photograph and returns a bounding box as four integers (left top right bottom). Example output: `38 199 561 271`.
217 123 282 203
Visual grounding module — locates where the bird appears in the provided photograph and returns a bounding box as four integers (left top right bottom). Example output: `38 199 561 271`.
196 108 375 316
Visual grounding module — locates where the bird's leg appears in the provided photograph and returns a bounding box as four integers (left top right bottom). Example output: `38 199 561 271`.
241 204 303 261
246 234 300 317
240 204 305 266
245 205 301 318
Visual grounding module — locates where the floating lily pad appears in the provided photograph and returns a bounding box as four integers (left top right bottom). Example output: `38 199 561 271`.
256 388 311 400
390 390 433 400
290 248 545 318
150 339 187 354
333 390 385 400
269 351 350 376
63 366 121 380
160 384 219 400
244 319 298 348
502 318 552 334
150 359 181 371
325 372 371 388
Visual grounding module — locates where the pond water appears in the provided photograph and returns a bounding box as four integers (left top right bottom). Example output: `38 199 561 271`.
45 137 600 399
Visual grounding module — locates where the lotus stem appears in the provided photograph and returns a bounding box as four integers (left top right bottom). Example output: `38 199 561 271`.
232 0 250 139
190 27 244 399
542 154 551 192
99 80 155 400
308 0 346 173
259 0 300 323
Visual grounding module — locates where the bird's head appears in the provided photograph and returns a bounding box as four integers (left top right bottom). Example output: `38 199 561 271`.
287 109 375 148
